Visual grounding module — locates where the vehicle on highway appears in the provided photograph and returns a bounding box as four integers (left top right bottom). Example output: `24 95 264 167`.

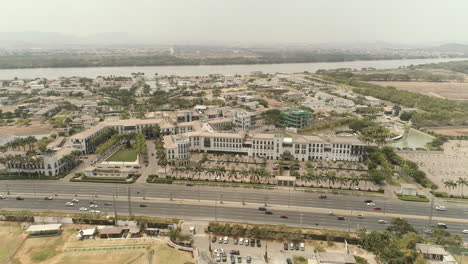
287 258 293 264
89 201 95 204
246 256 251 263
284 243 288 250
234 239 238 245
16 196 24 200
212 236 217 243
319 195 327 199
300 243 305 251
72 199 79 203
90 210 101 214
437 223 448 229
337 216 345 220
185 183 193 186
44 196 53 200
378 219 388 224
244 239 249 246
435 206 446 211
357 214 364 219
90 204 98 208
265 211 273 215
230 250 240 255
328 211 335 216
364 199 373 203
258 207 266 211
367 202 375 206
79 207 88 211
280 214 288 219
256 240 261 247
239 238 243 245
462 230 468 234
224 236 229 244
373 206 382 210
65 202 74 207
104 202 112 206
139 204 148 207
0 195 6 200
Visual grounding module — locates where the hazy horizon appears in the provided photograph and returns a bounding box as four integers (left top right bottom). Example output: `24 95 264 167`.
1 0 468 46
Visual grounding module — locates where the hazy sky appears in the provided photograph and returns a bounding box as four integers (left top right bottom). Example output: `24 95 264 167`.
2 0 468 45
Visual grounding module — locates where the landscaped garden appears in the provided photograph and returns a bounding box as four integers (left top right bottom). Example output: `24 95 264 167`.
106 147 138 162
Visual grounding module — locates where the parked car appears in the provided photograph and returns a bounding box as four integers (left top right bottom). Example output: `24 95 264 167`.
284 243 288 250
237 256 242 263
256 240 261 247
234 239 238 245
212 236 217 243
300 243 305 251
290 242 294 250
280 214 288 219
230 250 240 255
244 239 249 246
373 206 382 210
287 258 293 264
219 237 223 244
16 196 24 200
239 238 243 245
230 255 235 264
319 195 327 199
224 236 229 244
250 239 255 247
265 211 273 215
294 243 299 250
246 256 251 263
44 196 53 200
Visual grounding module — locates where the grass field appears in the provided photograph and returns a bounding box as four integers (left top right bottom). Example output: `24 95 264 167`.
6 224 194 264
106 147 138 162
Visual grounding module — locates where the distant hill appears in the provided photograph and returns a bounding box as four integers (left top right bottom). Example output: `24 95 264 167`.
431 43 468 53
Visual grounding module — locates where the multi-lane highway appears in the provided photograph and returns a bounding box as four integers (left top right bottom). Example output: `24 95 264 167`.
1 181 467 238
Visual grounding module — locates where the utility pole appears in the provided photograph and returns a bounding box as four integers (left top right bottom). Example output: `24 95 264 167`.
127 186 132 216
214 197 218 222
198 184 200 202
220 194 223 204
264 195 268 207
427 198 435 230
143 189 146 200
112 192 118 224
288 186 291 208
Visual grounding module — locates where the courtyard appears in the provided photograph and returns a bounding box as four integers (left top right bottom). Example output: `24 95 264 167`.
105 147 138 162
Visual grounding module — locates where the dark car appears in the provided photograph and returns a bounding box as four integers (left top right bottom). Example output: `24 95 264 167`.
364 199 373 203
280 214 288 219
246 256 251 264
287 258 293 264
186 183 193 187
139 204 148 207
284 243 288 250
292 164 300 170
258 207 266 211
104 202 112 206
212 236 217 243
256 240 261 247
44 196 53 200
16 196 24 200
337 216 345 220
230 250 240 255
230 255 235 264
250 239 255 247
294 243 299 250
89 201 95 204
265 211 273 215
319 195 327 199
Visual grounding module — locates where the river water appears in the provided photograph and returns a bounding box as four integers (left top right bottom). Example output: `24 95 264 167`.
0 57 465 79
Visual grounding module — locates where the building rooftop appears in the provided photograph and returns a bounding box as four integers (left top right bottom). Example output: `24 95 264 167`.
416 243 448 256
318 252 357 264
26 224 62 233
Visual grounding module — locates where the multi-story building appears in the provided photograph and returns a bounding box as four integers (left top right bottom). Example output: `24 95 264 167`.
280 109 312 128
233 110 258 130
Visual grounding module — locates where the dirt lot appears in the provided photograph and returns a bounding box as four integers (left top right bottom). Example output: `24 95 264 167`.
368 81 468 101
0 222 27 264
0 120 53 136
4 223 194 264
429 127 468 136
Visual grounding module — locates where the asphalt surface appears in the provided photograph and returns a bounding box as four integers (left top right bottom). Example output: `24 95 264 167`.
1 181 467 238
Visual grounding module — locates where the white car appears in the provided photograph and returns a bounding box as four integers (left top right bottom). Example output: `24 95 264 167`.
79 207 88 211
0 195 6 200
72 199 79 203
239 238 244 245
378 220 388 224
65 202 74 207
462 230 468 234
244 239 249 246
435 206 446 211
367 202 375 206
90 204 98 208
223 236 229 244
89 210 101 214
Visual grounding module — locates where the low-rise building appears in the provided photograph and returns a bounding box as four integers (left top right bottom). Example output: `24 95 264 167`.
416 243 458 264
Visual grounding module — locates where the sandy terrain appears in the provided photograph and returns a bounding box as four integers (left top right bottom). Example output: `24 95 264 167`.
0 222 27 264
429 127 468 136
368 81 468 101
0 120 53 136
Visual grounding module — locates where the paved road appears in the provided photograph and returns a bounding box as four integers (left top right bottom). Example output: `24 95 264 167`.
1 181 467 238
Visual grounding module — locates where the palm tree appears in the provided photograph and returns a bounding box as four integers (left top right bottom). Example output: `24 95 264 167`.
227 168 237 181
239 169 249 183
456 177 468 198
443 179 457 192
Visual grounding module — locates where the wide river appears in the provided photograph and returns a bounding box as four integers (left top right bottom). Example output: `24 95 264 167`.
0 57 466 79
